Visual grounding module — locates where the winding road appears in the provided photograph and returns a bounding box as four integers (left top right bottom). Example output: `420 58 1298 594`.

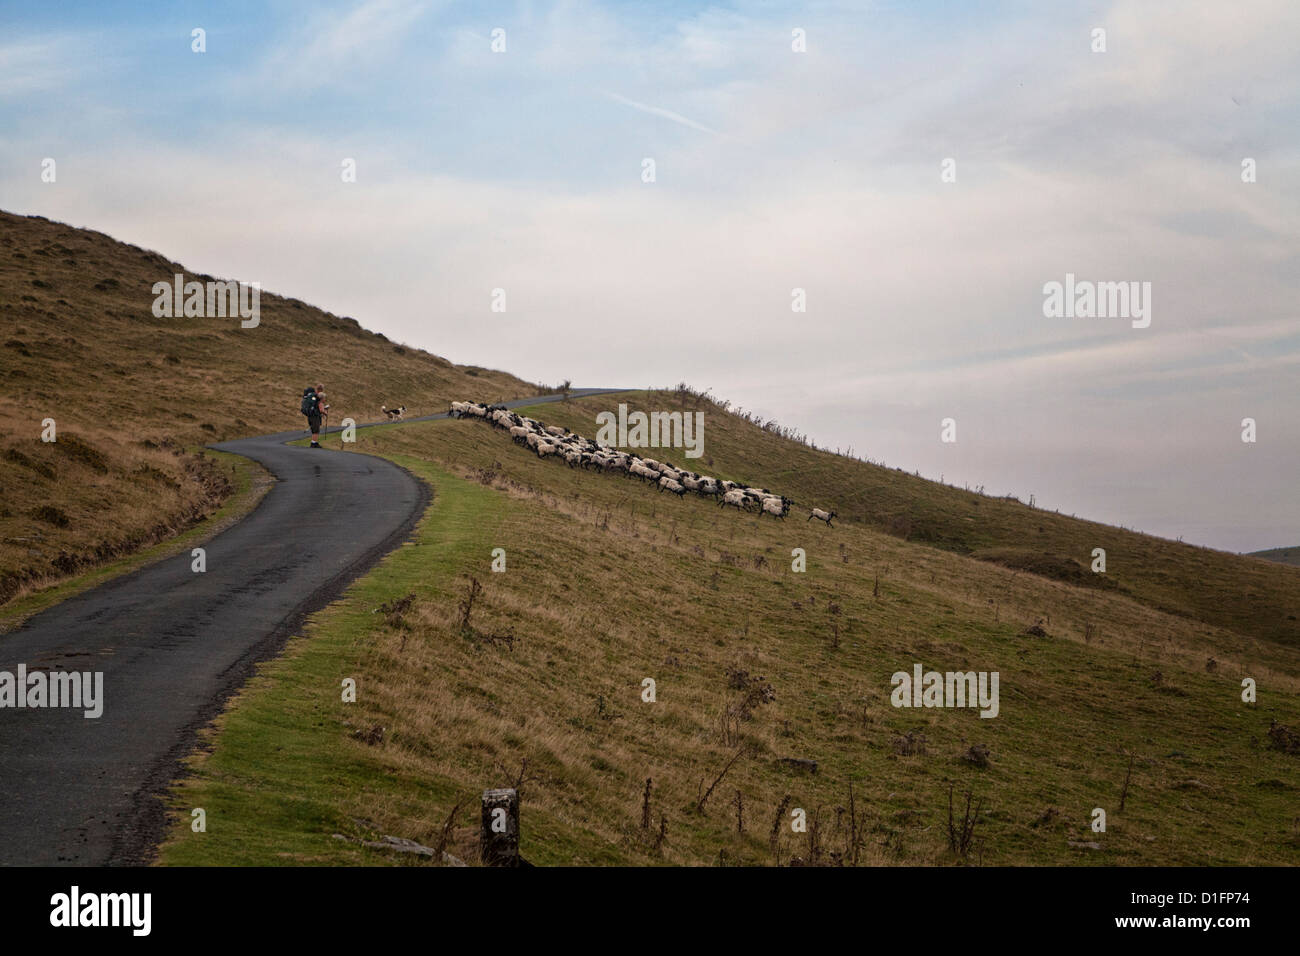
0 388 624 865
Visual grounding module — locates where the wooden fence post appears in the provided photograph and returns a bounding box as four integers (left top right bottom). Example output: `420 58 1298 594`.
481 788 520 867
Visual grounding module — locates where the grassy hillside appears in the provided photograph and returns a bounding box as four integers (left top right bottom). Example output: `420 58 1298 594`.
598 389 1299 650
1252 547 1300 569
158 393 1300 866
0 210 535 604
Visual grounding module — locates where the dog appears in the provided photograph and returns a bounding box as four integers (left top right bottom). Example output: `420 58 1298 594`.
381 405 407 421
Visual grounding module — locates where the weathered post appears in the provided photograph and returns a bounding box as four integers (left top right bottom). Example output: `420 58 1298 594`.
481 788 520 867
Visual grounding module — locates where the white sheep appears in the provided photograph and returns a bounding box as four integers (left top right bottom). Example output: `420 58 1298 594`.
808 508 836 526
720 488 750 511
658 476 686 496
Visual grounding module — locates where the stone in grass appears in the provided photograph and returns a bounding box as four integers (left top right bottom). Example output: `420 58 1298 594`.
777 757 818 774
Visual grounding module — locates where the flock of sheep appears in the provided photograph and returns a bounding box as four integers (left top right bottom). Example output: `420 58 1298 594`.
448 401 837 525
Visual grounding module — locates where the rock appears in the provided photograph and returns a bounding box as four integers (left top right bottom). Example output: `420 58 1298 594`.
777 757 818 774
332 832 465 866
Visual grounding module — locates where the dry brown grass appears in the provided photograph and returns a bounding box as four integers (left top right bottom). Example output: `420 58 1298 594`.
157 407 1299 865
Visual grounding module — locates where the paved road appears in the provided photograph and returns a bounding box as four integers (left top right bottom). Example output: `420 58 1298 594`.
0 388 625 865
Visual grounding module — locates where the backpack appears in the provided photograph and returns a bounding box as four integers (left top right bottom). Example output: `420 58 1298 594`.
300 387 317 416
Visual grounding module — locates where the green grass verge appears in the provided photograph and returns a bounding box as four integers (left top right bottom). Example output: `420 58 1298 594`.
156 456 501 865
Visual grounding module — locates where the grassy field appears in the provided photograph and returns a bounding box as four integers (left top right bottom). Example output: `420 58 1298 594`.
0 209 536 604
157 393 1300 866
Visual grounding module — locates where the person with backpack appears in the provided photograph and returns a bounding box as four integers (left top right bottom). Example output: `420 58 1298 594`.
301 384 329 447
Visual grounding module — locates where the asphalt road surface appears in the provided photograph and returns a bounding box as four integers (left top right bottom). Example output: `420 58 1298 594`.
0 388 625 865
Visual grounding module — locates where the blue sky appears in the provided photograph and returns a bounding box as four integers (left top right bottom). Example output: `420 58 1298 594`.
2 0 1298 551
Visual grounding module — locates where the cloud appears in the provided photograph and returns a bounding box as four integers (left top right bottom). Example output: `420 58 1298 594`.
1 0 1297 549
602 91 720 135
251 0 437 93
0 34 88 99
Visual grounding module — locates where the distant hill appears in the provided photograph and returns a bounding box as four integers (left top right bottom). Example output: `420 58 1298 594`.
0 209 536 604
1251 547 1300 568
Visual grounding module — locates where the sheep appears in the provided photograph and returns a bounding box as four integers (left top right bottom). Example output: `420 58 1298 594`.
658 476 686 496
451 397 832 524
720 488 750 511
601 456 630 475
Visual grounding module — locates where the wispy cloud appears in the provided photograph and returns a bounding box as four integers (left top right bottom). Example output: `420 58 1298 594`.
253 0 437 93
0 34 89 99
603 90 719 135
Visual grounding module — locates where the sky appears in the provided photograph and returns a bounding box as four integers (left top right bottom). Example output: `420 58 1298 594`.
1 0 1297 553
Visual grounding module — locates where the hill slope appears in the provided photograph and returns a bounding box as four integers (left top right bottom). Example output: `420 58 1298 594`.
1251 547 1300 569
0 210 535 604
158 393 1300 866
